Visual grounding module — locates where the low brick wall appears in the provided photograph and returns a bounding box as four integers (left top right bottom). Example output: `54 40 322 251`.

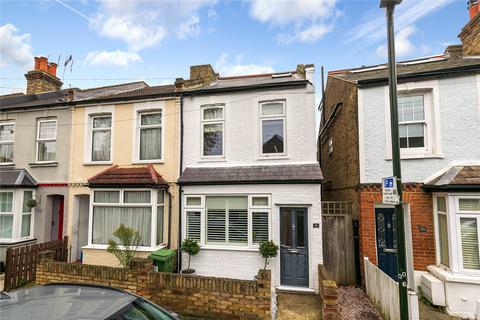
318 264 339 320
36 251 271 319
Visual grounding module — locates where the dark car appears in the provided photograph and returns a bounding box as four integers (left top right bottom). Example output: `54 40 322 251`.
0 283 179 320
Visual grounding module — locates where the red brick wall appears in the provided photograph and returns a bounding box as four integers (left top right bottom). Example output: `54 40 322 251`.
358 184 435 271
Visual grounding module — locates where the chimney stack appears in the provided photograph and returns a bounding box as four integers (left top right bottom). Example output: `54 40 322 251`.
25 56 63 95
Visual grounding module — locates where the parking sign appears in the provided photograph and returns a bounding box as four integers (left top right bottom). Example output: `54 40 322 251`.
382 176 400 205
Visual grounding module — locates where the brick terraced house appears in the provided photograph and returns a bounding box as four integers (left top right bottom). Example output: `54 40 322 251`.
319 3 480 318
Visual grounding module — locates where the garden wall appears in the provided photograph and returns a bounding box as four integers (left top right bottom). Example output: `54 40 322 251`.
36 251 271 319
318 264 339 320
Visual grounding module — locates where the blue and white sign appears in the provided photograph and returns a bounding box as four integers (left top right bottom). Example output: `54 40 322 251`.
382 176 400 205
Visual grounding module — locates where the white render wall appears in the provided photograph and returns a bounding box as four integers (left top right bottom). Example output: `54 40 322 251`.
182 85 317 168
181 183 322 291
359 74 480 183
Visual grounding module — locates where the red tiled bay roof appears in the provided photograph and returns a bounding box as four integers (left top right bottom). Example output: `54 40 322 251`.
88 164 167 187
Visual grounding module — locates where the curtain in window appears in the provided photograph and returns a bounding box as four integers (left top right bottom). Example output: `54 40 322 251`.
92 207 151 246
94 191 119 203
460 218 480 270
203 124 223 156
92 131 111 161
203 108 223 120
261 103 283 116
0 144 13 163
0 192 13 212
0 215 13 239
38 141 56 162
124 191 151 203
140 127 161 160
21 215 31 238
437 214 449 267
206 197 247 245
156 206 164 245
22 191 33 212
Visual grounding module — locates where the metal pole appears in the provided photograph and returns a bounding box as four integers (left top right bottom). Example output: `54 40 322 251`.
382 1 409 319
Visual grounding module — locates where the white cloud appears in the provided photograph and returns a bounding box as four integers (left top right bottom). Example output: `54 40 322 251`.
375 26 416 58
215 53 274 76
249 0 337 44
0 24 33 69
84 50 142 67
89 0 215 51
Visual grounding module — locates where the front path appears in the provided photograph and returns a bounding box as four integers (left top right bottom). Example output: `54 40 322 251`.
276 292 321 320
338 286 383 320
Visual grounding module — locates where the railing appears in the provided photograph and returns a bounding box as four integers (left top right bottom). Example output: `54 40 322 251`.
364 257 419 320
4 236 69 291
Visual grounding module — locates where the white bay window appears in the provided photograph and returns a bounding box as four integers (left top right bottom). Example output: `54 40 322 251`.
0 190 35 242
90 189 165 249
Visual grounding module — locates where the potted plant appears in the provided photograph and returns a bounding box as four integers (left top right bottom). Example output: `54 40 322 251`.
26 198 38 208
259 240 278 271
180 238 200 275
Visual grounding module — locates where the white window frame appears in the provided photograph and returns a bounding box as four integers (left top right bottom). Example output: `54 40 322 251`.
0 189 35 243
397 95 427 152
0 121 15 165
201 105 225 159
36 119 57 163
182 194 271 250
87 188 166 250
455 195 480 275
259 100 287 157
84 106 114 165
433 194 451 268
133 104 164 163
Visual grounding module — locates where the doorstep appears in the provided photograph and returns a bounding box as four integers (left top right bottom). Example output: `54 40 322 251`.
276 286 316 294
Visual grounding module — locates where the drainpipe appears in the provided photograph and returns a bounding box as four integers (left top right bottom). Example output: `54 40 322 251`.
177 93 184 272
165 187 172 248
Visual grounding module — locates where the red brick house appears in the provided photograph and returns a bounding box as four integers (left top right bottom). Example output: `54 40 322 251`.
319 2 480 318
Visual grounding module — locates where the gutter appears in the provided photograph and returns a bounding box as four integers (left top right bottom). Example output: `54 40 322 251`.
177 93 184 273
423 184 480 192
318 102 343 138
180 80 309 96
178 179 323 186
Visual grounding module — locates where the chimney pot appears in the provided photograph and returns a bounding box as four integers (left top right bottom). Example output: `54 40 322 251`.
25 56 63 94
47 63 58 77
37 56 48 72
470 0 479 20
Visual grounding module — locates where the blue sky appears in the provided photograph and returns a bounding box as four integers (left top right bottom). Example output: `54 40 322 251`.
0 0 470 96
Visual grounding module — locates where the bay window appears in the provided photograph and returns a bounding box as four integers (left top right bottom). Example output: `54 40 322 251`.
184 194 271 248
90 189 165 249
457 197 480 271
201 106 224 157
0 192 14 239
21 191 34 238
260 101 285 155
0 190 35 241
435 196 449 267
0 122 14 164
91 115 112 162
36 119 57 162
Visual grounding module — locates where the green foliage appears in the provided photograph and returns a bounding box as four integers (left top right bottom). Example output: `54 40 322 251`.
180 238 200 271
26 199 38 208
259 240 279 270
107 224 142 269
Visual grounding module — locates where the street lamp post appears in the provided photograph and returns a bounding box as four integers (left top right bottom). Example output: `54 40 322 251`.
379 1 409 319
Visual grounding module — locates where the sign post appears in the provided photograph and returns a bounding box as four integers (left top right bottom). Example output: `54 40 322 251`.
382 177 400 205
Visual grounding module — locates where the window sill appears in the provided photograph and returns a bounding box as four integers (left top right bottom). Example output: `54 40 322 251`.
29 162 58 167
385 153 444 160
198 158 227 163
131 160 164 165
0 163 14 167
198 245 260 252
427 265 480 284
0 238 36 246
83 162 113 166
256 155 289 160
82 243 167 252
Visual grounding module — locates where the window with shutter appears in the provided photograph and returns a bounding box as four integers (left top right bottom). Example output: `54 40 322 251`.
460 218 480 270
252 212 269 244
187 211 201 241
206 196 247 246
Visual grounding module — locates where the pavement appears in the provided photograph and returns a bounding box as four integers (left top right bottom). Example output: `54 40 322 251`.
419 301 461 320
276 291 321 320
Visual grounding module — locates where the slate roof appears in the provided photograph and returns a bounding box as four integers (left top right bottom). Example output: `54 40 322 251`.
330 56 480 86
178 164 323 185
425 165 480 191
88 164 167 188
0 169 37 188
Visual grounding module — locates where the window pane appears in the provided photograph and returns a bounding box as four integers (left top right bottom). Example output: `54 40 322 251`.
124 191 151 203
437 214 449 267
206 197 247 245
186 197 201 206
262 119 284 154
92 206 151 246
436 197 446 212
38 121 56 139
94 191 119 203
460 218 480 270
261 103 283 116
252 196 268 207
203 107 223 120
38 141 56 162
413 96 425 121
459 199 480 212
228 208 248 245
203 123 223 156
296 210 306 247
187 211 201 241
0 192 13 212
92 131 111 161
157 190 164 204
0 124 14 142
21 214 32 238
140 127 161 160
399 124 424 149
0 144 13 163
0 215 13 239
93 117 111 128
280 209 292 247
252 212 268 244
23 191 33 213
156 206 164 245
141 113 161 126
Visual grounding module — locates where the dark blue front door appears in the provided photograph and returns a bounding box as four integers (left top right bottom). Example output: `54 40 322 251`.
375 207 398 281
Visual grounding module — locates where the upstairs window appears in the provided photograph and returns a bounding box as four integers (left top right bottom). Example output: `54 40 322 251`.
138 112 162 161
0 122 14 164
260 101 285 155
36 119 57 162
398 95 425 149
91 115 111 162
201 106 224 157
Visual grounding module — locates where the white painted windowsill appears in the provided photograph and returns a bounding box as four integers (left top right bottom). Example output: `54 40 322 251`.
198 245 260 252
82 243 167 252
427 265 480 285
385 153 445 160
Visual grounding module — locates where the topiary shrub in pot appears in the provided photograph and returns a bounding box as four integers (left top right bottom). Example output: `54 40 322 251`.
26 199 38 208
180 238 200 275
259 240 279 271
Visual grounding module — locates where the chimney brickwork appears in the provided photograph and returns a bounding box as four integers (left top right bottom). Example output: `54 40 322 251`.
25 56 63 94
459 0 480 56
175 64 218 89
